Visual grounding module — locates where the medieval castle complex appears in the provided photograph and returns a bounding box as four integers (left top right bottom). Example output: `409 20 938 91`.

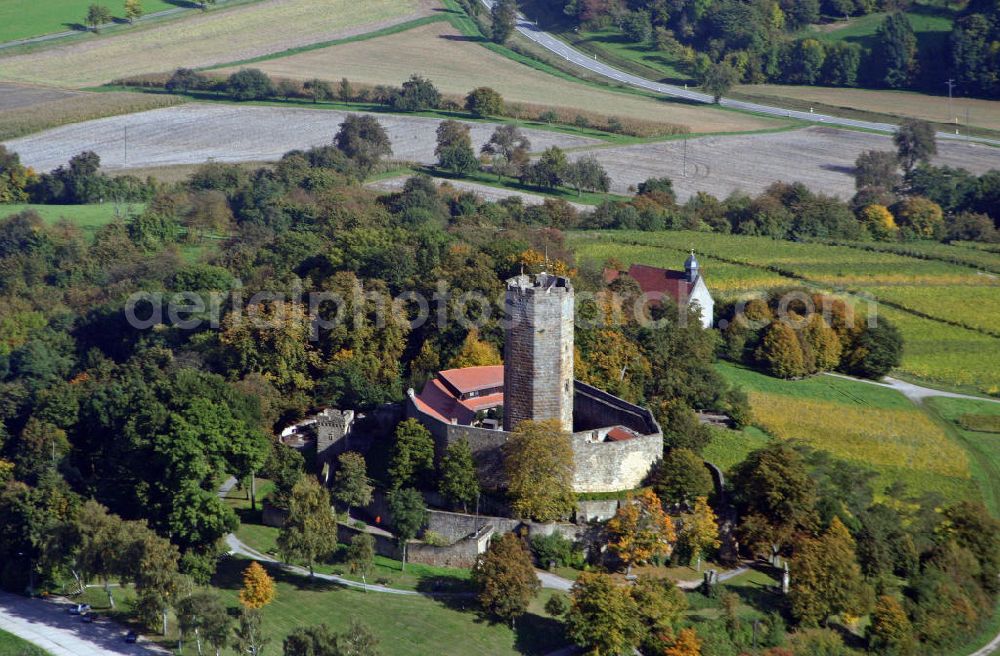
408 272 664 494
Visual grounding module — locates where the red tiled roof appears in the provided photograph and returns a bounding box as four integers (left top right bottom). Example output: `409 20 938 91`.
607 426 637 442
415 371 503 425
606 264 692 306
438 365 504 395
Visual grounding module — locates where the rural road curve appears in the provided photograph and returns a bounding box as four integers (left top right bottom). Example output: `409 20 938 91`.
824 372 1000 405
0 592 165 655
482 0 1000 147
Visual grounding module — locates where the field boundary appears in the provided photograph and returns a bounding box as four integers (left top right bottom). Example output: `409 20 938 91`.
198 14 448 71
817 238 1000 276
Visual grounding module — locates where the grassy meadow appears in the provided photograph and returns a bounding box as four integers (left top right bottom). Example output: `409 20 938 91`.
0 0 178 43
568 230 1000 394
718 363 977 502
0 628 48 656
1 203 135 234
703 425 771 472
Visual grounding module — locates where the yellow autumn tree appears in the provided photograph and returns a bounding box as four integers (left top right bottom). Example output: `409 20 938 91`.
518 248 576 278
859 204 898 241
238 561 276 609
448 329 501 368
607 489 676 574
664 627 702 656
503 419 576 521
680 497 721 571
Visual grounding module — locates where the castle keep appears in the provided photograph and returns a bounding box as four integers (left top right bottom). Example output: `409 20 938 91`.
503 273 575 433
408 272 663 494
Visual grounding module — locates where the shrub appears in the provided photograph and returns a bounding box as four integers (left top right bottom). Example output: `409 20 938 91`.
226 69 274 101
529 533 583 569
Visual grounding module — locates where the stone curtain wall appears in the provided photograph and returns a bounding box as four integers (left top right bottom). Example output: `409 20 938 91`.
571 432 663 493
572 380 660 435
503 274 575 433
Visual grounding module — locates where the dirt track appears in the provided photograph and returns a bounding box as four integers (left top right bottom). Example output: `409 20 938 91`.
3 103 601 171
570 126 1000 201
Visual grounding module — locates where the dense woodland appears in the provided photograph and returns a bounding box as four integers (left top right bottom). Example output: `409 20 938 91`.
511 0 1000 97
1 109 999 655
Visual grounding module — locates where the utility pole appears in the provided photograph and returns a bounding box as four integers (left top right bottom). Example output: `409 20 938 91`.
945 78 955 127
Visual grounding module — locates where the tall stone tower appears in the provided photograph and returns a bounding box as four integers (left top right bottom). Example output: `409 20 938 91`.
503 272 574 433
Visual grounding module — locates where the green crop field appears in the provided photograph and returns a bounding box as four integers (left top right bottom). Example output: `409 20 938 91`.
2 203 137 233
0 628 48 656
718 363 978 502
568 230 1000 394
0 0 177 43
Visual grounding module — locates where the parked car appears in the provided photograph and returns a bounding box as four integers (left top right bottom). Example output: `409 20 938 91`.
68 604 91 615
125 631 138 644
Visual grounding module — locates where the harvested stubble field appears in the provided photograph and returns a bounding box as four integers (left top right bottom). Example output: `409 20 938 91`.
735 84 1000 133
567 126 1000 200
367 175 592 211
0 0 431 88
568 230 1000 394
718 363 977 503
4 103 602 172
0 82 183 140
222 21 786 134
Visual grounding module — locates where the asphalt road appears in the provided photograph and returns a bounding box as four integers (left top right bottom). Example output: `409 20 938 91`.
481 0 1000 146
0 592 165 656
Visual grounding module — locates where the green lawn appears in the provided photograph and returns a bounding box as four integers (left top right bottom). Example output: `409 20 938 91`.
703 425 771 473
0 629 49 656
1 203 134 233
799 6 953 51
210 556 566 656
0 0 177 42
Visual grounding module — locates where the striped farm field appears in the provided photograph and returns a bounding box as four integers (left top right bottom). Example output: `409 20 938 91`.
0 0 430 88
719 363 978 503
568 230 1000 394
218 20 788 134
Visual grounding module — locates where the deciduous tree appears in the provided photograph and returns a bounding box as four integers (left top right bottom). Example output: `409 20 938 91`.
503 419 576 522
654 448 713 505
334 114 392 176
124 0 142 23
278 477 338 578
680 496 720 571
867 595 916 656
491 0 518 43
234 608 268 656
438 438 480 512
664 627 702 656
566 572 643 656
387 487 427 570
465 87 505 117
389 419 435 490
333 451 372 516
606 489 676 574
894 119 936 175
472 532 540 626
790 517 872 626
346 533 375 590
238 561 275 609
85 4 111 32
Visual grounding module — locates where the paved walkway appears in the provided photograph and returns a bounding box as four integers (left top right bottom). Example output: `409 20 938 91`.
824 372 1000 405
0 592 165 656
479 0 1000 147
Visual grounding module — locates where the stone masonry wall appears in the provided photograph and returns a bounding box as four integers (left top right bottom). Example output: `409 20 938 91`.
571 431 664 493
503 274 574 433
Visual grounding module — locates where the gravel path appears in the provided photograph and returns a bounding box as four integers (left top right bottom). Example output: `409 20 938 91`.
824 372 1000 405
0 592 166 656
